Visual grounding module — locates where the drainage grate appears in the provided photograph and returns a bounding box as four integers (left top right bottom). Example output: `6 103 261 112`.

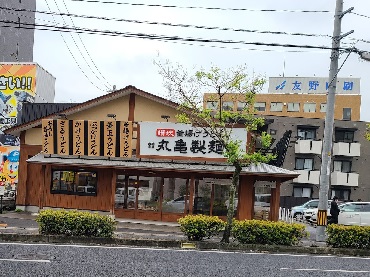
13 253 56 260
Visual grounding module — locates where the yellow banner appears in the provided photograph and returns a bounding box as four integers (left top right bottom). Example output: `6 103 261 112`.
0 64 36 131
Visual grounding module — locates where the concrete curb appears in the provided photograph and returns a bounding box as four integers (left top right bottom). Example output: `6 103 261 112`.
0 233 370 257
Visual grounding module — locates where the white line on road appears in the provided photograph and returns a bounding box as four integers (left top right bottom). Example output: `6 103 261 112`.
281 268 370 273
0 258 50 263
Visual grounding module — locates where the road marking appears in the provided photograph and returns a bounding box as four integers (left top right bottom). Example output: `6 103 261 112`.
281 268 370 273
0 258 50 263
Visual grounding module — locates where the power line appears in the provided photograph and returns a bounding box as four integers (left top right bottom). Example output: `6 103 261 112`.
0 6 332 40
0 19 353 52
69 0 332 13
43 0 106 91
3 9 328 54
49 0 111 90
352 12 370 19
61 0 112 88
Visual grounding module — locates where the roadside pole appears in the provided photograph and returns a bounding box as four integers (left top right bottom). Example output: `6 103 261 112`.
316 0 353 242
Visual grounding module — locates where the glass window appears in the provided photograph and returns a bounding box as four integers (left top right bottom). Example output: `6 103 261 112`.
303 103 316 113
287 102 300 112
206 101 218 110
335 130 354 143
343 108 352 120
333 160 351 173
293 187 312 198
51 170 97 196
341 203 362 212
297 128 316 140
331 189 350 201
254 102 266 112
222 101 234 111
295 158 313 170
320 103 327 113
237 101 248 111
270 102 283 112
162 178 189 213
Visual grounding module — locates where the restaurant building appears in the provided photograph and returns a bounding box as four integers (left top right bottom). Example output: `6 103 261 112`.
5 86 298 222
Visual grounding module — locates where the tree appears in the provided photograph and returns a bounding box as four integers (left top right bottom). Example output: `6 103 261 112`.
156 61 274 243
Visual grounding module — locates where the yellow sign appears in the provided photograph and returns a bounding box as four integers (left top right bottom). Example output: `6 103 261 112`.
0 64 36 131
317 209 327 226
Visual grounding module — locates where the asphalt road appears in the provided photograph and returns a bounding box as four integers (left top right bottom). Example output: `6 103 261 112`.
0 242 369 277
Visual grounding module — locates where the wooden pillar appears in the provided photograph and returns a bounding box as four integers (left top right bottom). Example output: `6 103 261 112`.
189 176 195 214
269 180 281 221
237 176 255 220
110 169 117 215
39 165 46 210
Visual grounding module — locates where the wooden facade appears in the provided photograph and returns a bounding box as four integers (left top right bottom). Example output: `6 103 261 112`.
8 86 298 222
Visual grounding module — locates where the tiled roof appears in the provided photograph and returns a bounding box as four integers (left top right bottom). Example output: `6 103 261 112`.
18 102 79 125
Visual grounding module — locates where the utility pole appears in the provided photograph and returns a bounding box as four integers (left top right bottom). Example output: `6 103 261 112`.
316 0 353 242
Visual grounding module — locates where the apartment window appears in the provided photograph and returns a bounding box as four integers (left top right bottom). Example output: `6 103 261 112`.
331 189 350 201
333 160 351 173
295 158 313 170
287 102 300 112
254 102 266 112
51 170 97 196
343 108 352 120
237 101 248 111
206 101 218 110
335 129 354 143
222 101 234 111
270 102 283 112
293 187 312 198
297 128 316 140
320 103 327 113
303 103 316 113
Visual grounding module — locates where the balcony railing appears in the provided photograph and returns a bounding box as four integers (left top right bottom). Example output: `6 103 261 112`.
293 170 320 185
331 171 359 187
333 142 360 157
295 140 322 155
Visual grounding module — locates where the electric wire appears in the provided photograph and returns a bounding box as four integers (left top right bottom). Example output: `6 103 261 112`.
69 0 332 13
0 6 333 40
61 0 112 89
1 19 350 52
43 0 106 91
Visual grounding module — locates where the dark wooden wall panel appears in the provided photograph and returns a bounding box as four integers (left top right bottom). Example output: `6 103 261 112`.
17 140 42 206
43 167 113 212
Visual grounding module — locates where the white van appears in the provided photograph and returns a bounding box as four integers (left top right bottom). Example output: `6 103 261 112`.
338 202 370 226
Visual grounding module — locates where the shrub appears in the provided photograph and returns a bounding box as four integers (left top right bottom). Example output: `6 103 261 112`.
326 224 370 249
15 208 24 213
178 215 226 241
232 219 307 246
36 209 116 238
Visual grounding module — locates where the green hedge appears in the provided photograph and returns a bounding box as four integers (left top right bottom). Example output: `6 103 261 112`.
36 209 116 238
232 219 307 246
178 215 226 241
326 224 370 249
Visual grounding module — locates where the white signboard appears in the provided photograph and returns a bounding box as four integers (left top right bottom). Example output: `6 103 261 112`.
0 186 4 196
268 77 360 94
139 122 247 159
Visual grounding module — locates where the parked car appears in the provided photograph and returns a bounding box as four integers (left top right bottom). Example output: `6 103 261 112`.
291 199 319 220
304 200 344 223
338 202 370 226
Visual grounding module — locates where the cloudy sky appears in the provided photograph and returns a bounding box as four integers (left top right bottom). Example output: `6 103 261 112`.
33 0 370 121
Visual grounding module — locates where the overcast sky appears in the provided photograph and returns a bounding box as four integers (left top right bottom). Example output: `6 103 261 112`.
33 0 370 121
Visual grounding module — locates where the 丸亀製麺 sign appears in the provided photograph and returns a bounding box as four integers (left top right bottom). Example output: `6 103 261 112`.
138 122 247 159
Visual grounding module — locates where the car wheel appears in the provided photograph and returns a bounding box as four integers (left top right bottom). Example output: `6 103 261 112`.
294 212 303 221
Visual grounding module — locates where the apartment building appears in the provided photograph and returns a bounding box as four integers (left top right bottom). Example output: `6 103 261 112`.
204 77 361 121
203 76 366 201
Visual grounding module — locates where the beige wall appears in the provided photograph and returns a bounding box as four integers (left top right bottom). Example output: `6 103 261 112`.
25 127 42 145
68 96 130 121
134 95 178 122
204 93 361 120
